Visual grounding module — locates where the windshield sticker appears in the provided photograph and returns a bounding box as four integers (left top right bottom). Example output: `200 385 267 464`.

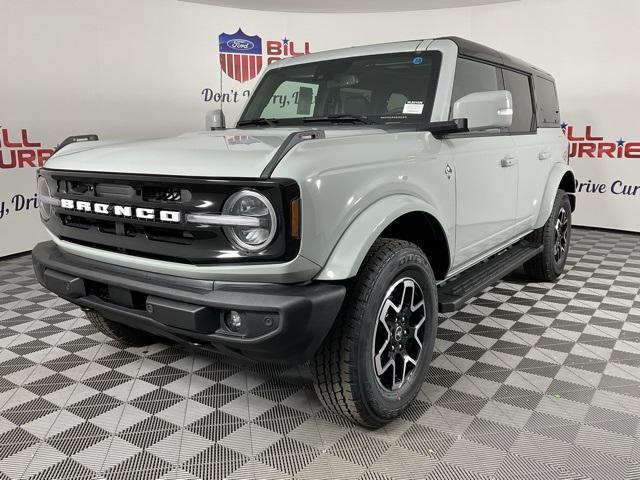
402 101 424 115
412 57 423 65
296 87 314 115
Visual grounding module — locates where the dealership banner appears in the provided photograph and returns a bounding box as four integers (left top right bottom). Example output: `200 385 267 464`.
564 124 640 232
0 1 318 257
0 127 54 256
0 0 638 257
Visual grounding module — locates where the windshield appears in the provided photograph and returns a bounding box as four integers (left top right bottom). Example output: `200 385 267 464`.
238 51 442 127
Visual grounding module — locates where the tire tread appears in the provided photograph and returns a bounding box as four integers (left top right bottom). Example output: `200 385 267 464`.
311 238 434 427
524 189 571 281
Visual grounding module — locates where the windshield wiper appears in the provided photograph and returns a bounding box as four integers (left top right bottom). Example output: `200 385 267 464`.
236 117 279 127
302 114 374 125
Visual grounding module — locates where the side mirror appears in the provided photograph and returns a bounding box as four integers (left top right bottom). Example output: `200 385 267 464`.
205 109 226 130
452 90 513 131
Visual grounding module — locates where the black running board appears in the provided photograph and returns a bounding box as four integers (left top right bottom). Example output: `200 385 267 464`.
437 242 543 313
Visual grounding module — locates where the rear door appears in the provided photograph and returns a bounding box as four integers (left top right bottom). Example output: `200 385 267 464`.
449 58 518 268
502 68 551 235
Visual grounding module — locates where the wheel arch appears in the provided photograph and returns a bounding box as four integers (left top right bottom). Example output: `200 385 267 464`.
315 195 451 281
534 164 576 229
379 211 450 280
559 169 576 211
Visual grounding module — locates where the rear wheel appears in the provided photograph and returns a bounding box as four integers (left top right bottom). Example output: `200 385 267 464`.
311 238 438 428
85 309 156 346
524 190 572 282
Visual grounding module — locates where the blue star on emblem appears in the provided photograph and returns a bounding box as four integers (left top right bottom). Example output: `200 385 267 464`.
560 122 568 130
617 138 626 147
282 37 289 45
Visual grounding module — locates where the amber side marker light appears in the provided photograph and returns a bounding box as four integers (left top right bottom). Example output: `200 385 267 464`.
290 198 301 239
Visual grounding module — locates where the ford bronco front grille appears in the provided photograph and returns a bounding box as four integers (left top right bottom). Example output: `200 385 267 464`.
40 169 300 264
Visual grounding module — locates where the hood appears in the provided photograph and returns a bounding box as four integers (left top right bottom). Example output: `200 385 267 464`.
44 127 386 178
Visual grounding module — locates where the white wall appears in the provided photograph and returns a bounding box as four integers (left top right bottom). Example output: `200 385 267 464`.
1 0 638 256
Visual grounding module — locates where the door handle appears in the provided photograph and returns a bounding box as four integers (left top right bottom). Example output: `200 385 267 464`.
538 151 551 161
501 155 517 168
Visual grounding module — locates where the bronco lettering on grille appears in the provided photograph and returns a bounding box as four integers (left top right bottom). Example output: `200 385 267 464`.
59 199 181 223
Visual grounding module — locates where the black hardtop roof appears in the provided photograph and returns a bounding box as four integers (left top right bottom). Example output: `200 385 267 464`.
437 36 554 80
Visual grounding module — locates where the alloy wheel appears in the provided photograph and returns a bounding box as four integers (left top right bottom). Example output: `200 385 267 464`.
372 277 427 391
554 207 569 263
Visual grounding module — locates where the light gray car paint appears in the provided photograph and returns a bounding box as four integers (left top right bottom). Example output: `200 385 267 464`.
45 231 323 283
42 38 572 284
45 128 384 178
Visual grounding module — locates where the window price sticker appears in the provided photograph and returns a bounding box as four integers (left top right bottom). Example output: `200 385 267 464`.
402 101 424 115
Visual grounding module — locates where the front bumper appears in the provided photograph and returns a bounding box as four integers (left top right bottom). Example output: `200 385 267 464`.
32 241 345 363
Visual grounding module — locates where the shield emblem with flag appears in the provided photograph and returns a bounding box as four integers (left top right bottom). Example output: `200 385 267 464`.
219 28 263 83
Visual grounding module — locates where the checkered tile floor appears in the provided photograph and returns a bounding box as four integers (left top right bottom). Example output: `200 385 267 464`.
1 228 639 479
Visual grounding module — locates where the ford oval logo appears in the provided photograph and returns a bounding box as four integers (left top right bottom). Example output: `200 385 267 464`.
227 38 254 50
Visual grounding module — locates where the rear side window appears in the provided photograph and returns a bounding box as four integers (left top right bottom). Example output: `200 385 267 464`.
502 69 534 133
450 58 500 111
535 76 560 126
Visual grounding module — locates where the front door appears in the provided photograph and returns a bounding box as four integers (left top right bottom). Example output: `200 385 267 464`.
447 57 518 268
451 135 518 267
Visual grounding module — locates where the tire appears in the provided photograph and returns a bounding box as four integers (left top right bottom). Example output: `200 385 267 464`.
524 189 572 282
311 238 438 428
85 309 156 347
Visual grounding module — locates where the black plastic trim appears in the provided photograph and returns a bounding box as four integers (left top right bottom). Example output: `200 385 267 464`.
52 134 99 155
260 130 325 179
437 241 543 313
438 36 553 78
39 169 301 264
32 241 345 363
420 119 468 137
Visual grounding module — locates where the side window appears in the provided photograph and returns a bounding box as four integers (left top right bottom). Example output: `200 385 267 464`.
260 81 319 118
535 77 560 126
502 69 534 133
450 57 500 112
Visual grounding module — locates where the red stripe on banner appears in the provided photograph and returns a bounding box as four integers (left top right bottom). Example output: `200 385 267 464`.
249 56 256 79
219 54 227 74
221 54 263 81
227 54 234 79
233 55 241 82
241 55 249 82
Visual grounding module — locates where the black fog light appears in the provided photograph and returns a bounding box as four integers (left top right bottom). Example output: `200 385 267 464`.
225 310 243 332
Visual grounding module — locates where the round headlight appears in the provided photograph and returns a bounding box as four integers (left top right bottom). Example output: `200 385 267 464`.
38 176 52 221
222 190 277 252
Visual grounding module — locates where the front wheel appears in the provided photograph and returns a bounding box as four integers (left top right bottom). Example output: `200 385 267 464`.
311 238 438 428
524 189 572 282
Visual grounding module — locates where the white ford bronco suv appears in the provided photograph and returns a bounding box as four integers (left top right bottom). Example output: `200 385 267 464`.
33 37 574 427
